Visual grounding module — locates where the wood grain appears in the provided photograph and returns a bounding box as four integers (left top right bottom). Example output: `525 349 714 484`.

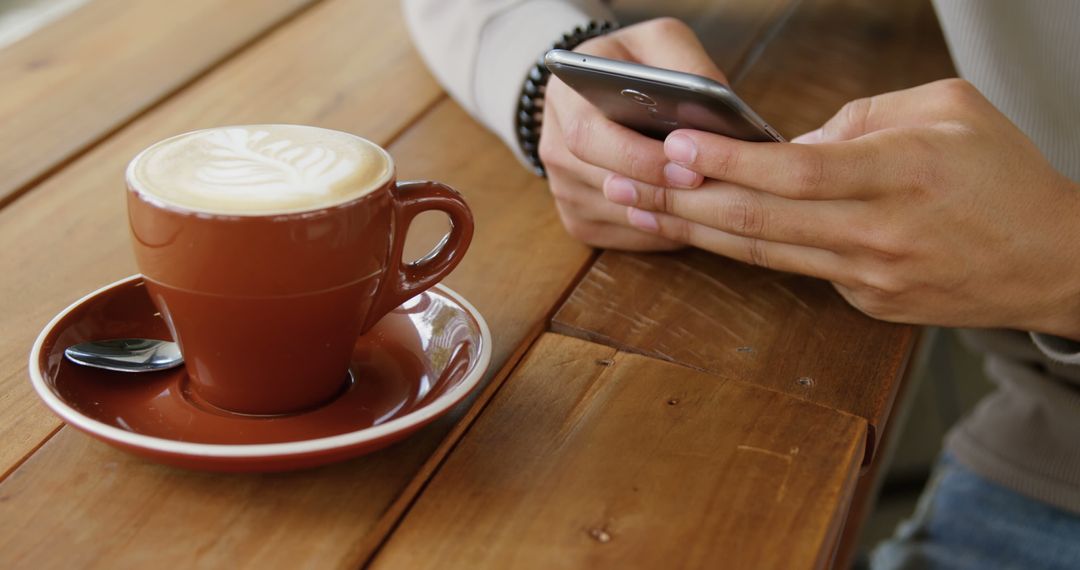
370 333 867 570
612 0 797 74
553 251 916 462
0 0 319 207
0 0 922 566
553 0 955 459
0 0 809 565
735 0 957 138
0 64 603 570
831 331 924 569
0 0 444 477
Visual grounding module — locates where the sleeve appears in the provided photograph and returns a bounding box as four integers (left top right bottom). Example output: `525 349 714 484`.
402 0 615 164
1031 333 1080 365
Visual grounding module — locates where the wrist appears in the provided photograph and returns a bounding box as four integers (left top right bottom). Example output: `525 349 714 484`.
515 20 618 177
1030 177 1080 341
470 1 613 168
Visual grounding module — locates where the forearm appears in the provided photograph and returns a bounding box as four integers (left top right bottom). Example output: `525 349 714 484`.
402 0 613 161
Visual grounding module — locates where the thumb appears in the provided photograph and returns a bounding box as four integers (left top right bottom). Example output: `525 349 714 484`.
805 97 878 143
798 83 944 144
791 128 824 144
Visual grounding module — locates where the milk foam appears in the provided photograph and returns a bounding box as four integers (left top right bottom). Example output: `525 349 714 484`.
128 125 392 215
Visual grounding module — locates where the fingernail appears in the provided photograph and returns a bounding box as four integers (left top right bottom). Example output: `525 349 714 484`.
604 175 637 206
665 133 697 164
664 162 703 188
627 207 659 232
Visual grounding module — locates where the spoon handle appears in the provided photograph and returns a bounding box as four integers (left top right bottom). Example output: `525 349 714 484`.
65 338 184 373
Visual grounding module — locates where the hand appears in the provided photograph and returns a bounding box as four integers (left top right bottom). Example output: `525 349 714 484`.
539 17 719 250
604 78 1080 338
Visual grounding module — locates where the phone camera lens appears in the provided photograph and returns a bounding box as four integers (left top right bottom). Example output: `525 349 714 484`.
620 88 657 106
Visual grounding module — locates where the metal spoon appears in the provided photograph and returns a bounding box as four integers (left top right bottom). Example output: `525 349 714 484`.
64 339 183 372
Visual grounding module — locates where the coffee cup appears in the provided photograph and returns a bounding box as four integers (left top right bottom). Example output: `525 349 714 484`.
126 125 473 415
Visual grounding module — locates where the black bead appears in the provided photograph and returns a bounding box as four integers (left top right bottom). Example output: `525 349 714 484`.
518 126 540 143
515 20 617 178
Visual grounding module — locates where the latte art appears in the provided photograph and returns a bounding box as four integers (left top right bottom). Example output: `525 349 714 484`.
128 125 392 215
195 128 359 197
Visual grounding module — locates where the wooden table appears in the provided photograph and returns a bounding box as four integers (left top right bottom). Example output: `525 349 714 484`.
0 0 954 567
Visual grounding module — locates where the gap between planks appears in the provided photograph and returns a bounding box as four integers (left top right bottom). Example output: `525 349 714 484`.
348 249 601 569
3 0 809 555
0 0 327 212
0 92 457 486
381 94 449 151
0 0 422 482
727 0 804 85
0 422 63 482
0 0 331 482
349 5 817 564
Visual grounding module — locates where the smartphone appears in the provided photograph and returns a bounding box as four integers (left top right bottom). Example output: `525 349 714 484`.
544 49 784 142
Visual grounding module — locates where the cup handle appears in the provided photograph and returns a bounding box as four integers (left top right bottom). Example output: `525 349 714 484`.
359 180 474 334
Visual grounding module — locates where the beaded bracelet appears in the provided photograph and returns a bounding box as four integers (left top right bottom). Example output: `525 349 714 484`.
515 20 618 177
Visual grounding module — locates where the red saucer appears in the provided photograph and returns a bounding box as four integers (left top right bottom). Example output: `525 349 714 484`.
29 275 491 472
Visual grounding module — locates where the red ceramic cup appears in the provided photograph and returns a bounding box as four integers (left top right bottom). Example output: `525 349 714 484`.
126 126 473 415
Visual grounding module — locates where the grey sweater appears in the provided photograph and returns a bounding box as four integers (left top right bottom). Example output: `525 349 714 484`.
403 0 1080 513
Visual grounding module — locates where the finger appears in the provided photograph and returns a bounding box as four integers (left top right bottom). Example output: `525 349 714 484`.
547 17 728 188
795 80 978 144
625 207 849 281
552 200 683 251
662 162 704 189
791 128 823 144
596 224 683 251
541 104 620 192
663 129 893 200
546 78 670 186
812 96 890 143
545 134 685 246
544 118 659 228
605 175 862 250
549 166 646 227
611 17 728 82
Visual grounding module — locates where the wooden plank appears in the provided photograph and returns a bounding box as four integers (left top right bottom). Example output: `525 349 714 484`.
734 0 957 136
370 333 867 570
552 0 955 459
360 5 805 562
0 85 601 570
0 0 444 477
612 0 798 73
0 1 883 567
831 330 925 569
552 251 916 462
0 0 803 564
0 0 319 208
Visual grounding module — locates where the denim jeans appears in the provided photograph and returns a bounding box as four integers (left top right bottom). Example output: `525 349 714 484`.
871 454 1080 570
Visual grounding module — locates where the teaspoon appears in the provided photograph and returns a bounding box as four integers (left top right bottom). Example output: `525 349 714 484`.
64 339 184 373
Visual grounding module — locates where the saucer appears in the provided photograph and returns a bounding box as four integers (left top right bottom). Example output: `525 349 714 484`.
29 275 491 472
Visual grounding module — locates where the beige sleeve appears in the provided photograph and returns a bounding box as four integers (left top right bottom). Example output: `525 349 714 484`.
402 0 614 165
